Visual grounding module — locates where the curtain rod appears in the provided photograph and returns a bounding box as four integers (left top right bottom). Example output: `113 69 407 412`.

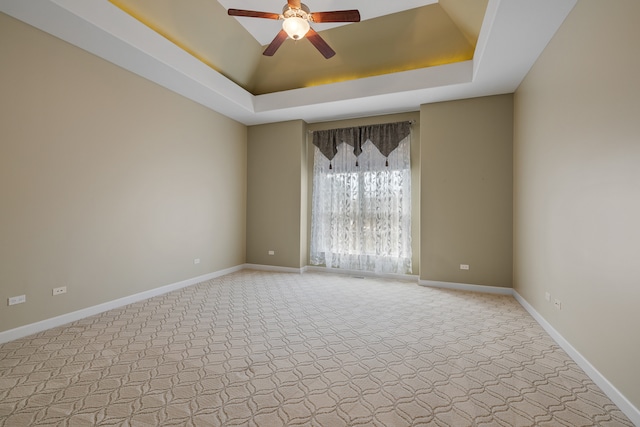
307 120 415 133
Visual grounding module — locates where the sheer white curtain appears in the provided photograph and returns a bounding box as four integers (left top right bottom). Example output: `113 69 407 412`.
310 136 412 274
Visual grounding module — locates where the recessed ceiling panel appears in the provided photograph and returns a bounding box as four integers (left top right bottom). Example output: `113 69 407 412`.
110 0 480 95
218 0 439 45
248 4 476 94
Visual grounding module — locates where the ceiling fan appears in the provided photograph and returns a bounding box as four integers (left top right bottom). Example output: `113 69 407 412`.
228 0 360 59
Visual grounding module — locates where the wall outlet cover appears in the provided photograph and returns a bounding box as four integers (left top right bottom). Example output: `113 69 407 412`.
8 295 26 306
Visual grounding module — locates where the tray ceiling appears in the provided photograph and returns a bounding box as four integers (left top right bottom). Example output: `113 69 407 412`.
0 0 578 125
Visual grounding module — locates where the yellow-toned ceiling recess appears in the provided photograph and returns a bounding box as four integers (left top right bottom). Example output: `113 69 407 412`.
109 0 263 89
110 0 488 95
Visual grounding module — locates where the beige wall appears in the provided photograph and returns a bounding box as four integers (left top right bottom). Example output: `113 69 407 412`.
514 0 640 409
246 120 307 268
421 95 513 287
307 112 421 274
0 13 247 333
251 104 513 283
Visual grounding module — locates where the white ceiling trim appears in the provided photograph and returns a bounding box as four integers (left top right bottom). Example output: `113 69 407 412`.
0 0 577 125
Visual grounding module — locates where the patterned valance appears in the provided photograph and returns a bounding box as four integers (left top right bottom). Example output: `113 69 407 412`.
312 121 411 161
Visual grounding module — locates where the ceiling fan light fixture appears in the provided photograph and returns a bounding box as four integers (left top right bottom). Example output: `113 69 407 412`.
228 2 359 58
282 16 310 40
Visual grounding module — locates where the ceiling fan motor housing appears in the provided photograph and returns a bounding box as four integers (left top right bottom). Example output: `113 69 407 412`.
282 3 310 20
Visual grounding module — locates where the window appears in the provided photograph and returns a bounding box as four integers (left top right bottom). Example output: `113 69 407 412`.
310 123 412 274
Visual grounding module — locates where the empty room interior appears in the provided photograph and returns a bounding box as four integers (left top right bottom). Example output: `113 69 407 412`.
1 0 639 425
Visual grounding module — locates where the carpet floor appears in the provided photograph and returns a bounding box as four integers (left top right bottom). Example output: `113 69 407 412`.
0 270 633 426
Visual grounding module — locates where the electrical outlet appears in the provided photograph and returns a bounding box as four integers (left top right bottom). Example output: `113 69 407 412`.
545 292 550 302
193 258 201 265
53 286 67 296
268 250 275 256
460 264 470 270
8 295 26 306
554 299 562 310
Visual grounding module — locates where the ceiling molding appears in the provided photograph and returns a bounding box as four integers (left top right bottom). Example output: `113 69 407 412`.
0 0 577 125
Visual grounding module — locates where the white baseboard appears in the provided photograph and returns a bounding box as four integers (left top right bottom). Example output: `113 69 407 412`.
513 291 640 426
304 265 419 282
419 279 513 295
243 263 306 274
0 264 244 344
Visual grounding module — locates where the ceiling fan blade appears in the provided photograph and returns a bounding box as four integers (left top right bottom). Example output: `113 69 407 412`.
228 9 281 20
311 10 361 23
287 0 301 9
306 28 335 59
263 29 289 56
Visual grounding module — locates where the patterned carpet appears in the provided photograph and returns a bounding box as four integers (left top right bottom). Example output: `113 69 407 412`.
0 270 633 426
